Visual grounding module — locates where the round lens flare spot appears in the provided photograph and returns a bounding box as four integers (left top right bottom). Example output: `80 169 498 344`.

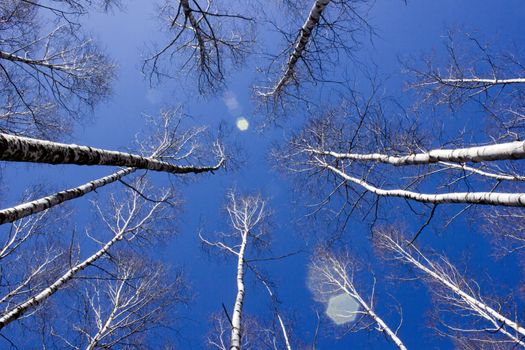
325 293 360 325
236 117 249 131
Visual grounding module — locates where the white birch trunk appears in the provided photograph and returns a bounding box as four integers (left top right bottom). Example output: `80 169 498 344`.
86 306 118 350
346 289 407 350
384 235 525 345
277 314 292 350
0 226 127 329
438 161 525 181
0 50 72 71
310 140 525 165
201 193 266 350
261 0 331 96
440 78 525 86
230 230 248 350
260 279 292 350
0 167 135 225
180 0 207 66
0 133 224 174
323 163 525 207
317 253 407 350
86 282 124 350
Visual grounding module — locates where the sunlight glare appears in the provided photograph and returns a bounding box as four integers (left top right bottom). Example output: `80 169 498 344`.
236 117 249 131
325 293 360 325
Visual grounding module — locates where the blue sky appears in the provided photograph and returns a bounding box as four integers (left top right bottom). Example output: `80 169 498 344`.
2 0 525 349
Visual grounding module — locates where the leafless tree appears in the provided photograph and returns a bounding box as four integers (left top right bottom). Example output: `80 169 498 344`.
0 1 115 138
374 226 525 348
257 277 293 350
200 191 268 350
0 131 225 174
308 247 407 350
280 93 525 241
0 192 71 332
0 109 222 225
205 312 277 350
0 108 226 217
51 253 188 349
0 167 134 226
143 0 254 93
0 177 174 330
256 0 372 109
201 192 293 350
406 31 525 140
482 205 525 256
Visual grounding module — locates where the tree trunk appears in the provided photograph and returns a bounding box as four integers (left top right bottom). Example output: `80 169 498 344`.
0 167 135 225
261 280 292 350
324 163 525 207
310 140 525 165
0 133 223 174
349 290 407 350
180 0 207 67
0 50 70 71
262 0 331 96
385 235 525 345
0 226 127 329
86 282 124 350
440 77 525 86
230 231 248 350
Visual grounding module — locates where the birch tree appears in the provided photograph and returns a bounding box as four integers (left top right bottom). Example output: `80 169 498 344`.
482 205 525 256
0 109 219 225
200 192 268 350
143 0 253 93
374 227 525 348
0 132 224 174
0 196 70 324
257 0 372 105
52 253 188 349
258 278 292 350
281 94 525 239
0 1 115 138
309 247 407 350
0 177 173 330
0 242 65 326
206 313 274 350
0 196 55 258
407 32 525 139
0 167 134 226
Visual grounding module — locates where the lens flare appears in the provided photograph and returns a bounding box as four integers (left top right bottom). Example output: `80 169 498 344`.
325 293 360 325
236 117 249 131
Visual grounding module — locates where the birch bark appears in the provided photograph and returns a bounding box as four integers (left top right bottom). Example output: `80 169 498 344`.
0 167 135 225
0 50 81 72
85 281 123 350
200 193 267 350
323 162 525 207
0 228 123 329
0 187 165 329
260 280 292 350
379 233 525 346
309 140 525 164
439 78 525 86
230 230 248 350
262 0 331 97
0 133 224 174
180 0 208 68
346 288 407 350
